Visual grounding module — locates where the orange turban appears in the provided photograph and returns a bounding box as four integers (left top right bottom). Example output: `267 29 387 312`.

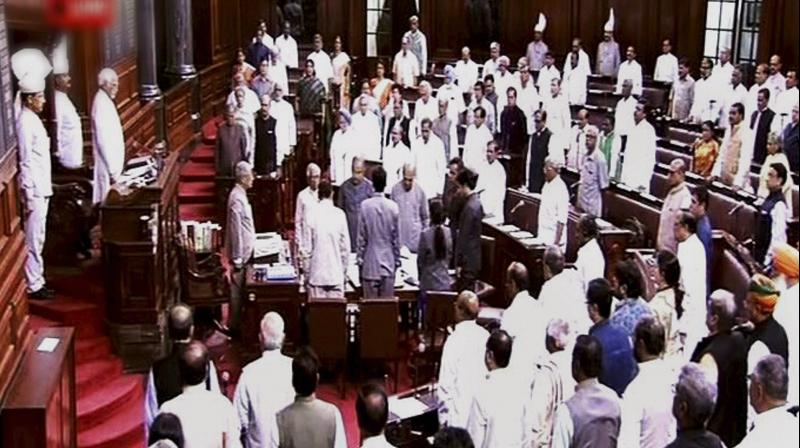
749 273 780 313
773 244 799 279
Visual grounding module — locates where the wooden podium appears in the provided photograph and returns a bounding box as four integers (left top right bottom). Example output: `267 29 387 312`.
100 152 181 371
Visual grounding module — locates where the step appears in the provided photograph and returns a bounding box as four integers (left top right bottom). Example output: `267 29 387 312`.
179 181 216 204
202 119 221 145
179 203 217 223
29 297 104 338
77 357 124 399
77 395 145 448
77 374 144 429
29 313 60 331
76 336 113 363
190 144 215 163
180 160 216 182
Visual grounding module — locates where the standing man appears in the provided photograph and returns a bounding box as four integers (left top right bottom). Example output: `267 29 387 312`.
619 100 657 191
271 86 297 169
720 65 749 130
303 181 350 298
689 57 723 124
455 47 480 94
338 157 375 252
357 167 400 299
294 163 321 258
712 47 735 91
52 43 83 170
383 124 412 189
750 88 779 165
403 15 428 76
12 49 53 300
755 164 789 265
552 335 622 447
411 118 447 199
526 110 557 193
392 36 420 88
526 13 549 71
455 169 483 292
658 159 692 253
515 58 541 135
616 46 643 96
307 34 333 91
544 79 572 160
216 105 248 177
564 38 591 78
767 55 786 94
599 115 622 179
712 102 754 189
566 109 591 170
483 42 501 76
438 291 490 428
476 141 507 222
500 87 528 187
614 79 637 157
537 53 560 101
675 212 708 355
775 70 798 125
577 127 609 218
463 106 494 171
253 97 278 175
432 98 459 161
413 81 438 134
538 158 569 250
92 68 125 205
666 364 725 448
250 60 275 101
574 215 606 294
596 9 621 77
782 104 799 173
670 58 695 122
501 263 546 372
275 22 298 69
738 355 798 448
226 162 256 335
654 38 679 83
390 164 429 253
746 64 775 117
384 99 411 149
356 383 393 448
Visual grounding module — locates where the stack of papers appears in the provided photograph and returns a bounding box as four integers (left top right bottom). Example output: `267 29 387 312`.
388 396 430 419
510 230 534 239
498 224 520 233
254 233 283 259
267 264 297 280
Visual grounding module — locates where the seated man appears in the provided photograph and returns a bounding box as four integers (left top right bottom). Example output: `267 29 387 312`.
159 341 241 447
269 348 347 447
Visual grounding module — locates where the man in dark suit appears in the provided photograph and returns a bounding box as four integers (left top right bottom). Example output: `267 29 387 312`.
750 87 777 165
357 166 401 299
500 87 528 188
782 103 799 172
254 96 278 175
454 168 483 292
383 99 411 149
526 109 553 193
215 105 248 176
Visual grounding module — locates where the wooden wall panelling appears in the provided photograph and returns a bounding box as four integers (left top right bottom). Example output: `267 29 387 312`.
759 0 799 71
164 80 198 154
198 61 232 122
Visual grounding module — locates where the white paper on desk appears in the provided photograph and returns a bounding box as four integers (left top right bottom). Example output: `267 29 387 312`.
37 337 60 353
510 230 535 239
497 224 520 233
388 396 430 419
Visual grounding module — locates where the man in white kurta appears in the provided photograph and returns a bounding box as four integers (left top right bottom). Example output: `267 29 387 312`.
233 313 295 447
159 342 242 448
270 87 297 165
467 84 497 134
543 79 572 158
329 111 355 186
516 59 541 134
483 42 501 76
689 58 724 124
476 142 507 222
539 250 592 336
654 39 679 84
463 108 495 172
615 80 637 142
775 70 798 127
746 64 777 118
383 125 412 189
392 37 420 88
615 46 643 96
13 51 53 298
438 66 467 123
411 119 447 199
226 73 261 115
564 53 588 106
566 110 591 170
501 263 547 374
455 47 480 94
619 101 657 191
53 62 83 169
92 68 126 205
390 165 429 252
537 53 561 101
493 56 521 116
294 163 320 257
303 184 351 297
351 98 382 161
307 34 333 91
538 159 569 249
675 212 708 358
574 216 606 294
438 291 490 428
413 81 439 134
720 67 749 130
565 38 592 78
275 23 298 68
711 48 734 92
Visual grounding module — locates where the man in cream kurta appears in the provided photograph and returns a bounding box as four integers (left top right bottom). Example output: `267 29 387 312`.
538 159 569 249
712 103 754 189
619 101 656 191
658 160 692 253
52 48 83 169
270 87 297 166
92 68 126 205
476 142 507 222
615 46 643 96
411 119 447 199
294 163 320 258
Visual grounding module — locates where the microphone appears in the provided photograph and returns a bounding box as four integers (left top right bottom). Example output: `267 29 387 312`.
728 201 745 216
510 200 525 215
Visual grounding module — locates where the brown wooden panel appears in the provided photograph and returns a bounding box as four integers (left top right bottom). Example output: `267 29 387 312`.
759 0 799 71
165 80 197 153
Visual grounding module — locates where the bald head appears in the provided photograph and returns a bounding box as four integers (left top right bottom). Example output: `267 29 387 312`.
179 341 209 387
260 312 285 351
506 262 529 295
168 304 194 341
455 290 480 321
668 158 687 188
356 382 389 438
543 245 565 276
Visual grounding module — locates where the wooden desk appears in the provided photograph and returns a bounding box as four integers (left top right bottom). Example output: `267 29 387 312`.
101 151 180 371
1 328 76 448
243 266 302 355
385 384 440 448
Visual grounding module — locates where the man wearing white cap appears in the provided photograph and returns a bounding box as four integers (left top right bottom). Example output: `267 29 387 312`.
403 15 428 76
526 13 549 71
483 42 501 77
52 39 83 170
438 66 466 123
596 9 621 77
12 48 54 300
92 68 126 205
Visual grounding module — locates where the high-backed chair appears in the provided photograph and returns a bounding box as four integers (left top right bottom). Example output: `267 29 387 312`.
307 298 348 397
359 298 401 392
409 290 457 387
177 238 229 308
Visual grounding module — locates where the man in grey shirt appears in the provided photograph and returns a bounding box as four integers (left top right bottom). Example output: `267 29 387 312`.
338 156 374 251
390 164 429 252
226 161 256 334
577 126 609 218
357 166 401 299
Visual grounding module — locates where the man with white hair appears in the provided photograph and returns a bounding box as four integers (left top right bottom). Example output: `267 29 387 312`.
479 41 499 76
437 67 465 124
392 36 419 87
294 163 321 257
12 48 54 299
576 127 609 218
666 363 724 448
253 96 278 175
526 13 549 71
270 86 297 165
226 161 256 335
351 95 382 161
432 97 459 161
525 318 576 448
414 81 438 133
329 109 355 186
658 159 692 253
738 354 798 448
689 289 747 447
233 312 294 447
711 47 735 92
455 47 479 94
92 68 126 205
403 15 427 76
303 180 350 298
494 56 520 115
538 158 569 249
383 123 412 188
216 105 248 177
227 73 261 114
390 164 429 252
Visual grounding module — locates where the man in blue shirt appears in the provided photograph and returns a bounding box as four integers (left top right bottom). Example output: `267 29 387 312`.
586 278 637 396
690 184 713 290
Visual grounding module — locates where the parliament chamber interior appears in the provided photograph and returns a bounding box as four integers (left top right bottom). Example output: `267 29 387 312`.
0 0 798 447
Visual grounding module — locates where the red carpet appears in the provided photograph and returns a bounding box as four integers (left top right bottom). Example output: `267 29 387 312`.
30 261 145 448
178 119 220 223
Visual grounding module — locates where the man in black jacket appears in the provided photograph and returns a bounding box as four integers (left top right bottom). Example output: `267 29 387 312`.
254 96 278 175
750 88 777 165
454 168 483 292
526 110 553 193
500 87 528 188
782 104 798 172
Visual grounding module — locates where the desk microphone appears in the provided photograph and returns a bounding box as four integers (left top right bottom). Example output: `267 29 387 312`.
728 201 745 216
510 200 525 215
